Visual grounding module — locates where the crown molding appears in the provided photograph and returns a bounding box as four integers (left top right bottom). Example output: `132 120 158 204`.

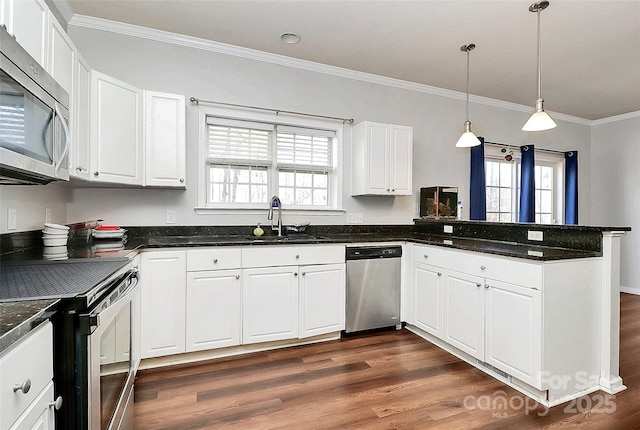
69 14 591 126
591 110 640 126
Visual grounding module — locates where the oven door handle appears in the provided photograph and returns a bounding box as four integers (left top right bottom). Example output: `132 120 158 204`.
79 270 139 335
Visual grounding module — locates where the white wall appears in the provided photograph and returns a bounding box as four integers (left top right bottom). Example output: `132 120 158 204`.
0 182 71 234
591 115 640 291
61 25 593 229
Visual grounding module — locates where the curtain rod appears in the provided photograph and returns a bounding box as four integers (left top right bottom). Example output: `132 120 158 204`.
190 97 354 124
484 140 572 156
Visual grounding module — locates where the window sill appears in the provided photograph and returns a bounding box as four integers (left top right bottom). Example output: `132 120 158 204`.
194 207 346 216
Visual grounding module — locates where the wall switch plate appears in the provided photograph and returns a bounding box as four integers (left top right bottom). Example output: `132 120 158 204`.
528 230 544 241
444 225 453 234
7 208 16 230
166 209 176 224
45 207 51 223
346 213 364 224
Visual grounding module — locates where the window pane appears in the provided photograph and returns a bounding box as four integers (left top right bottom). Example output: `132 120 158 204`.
297 172 313 187
500 163 512 187
540 190 552 212
314 173 328 188
499 213 512 223
280 187 295 205
487 213 499 222
535 189 541 212
540 214 552 224
313 189 327 205
252 185 267 202
279 171 295 186
208 164 268 204
486 162 499 186
295 188 313 205
540 166 553 189
499 188 512 212
486 187 500 212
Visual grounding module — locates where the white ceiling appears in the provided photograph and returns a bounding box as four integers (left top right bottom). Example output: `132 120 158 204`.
62 0 640 121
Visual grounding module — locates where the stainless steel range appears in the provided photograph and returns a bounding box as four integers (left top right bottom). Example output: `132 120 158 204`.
1 258 139 430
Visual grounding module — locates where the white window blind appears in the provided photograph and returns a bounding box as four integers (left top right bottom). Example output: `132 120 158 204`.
276 125 334 171
206 117 273 165
0 94 25 146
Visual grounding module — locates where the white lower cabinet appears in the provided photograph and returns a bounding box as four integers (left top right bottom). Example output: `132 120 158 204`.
443 270 485 360
186 269 242 351
299 263 346 338
1 322 55 430
242 266 299 344
140 250 186 358
412 262 444 339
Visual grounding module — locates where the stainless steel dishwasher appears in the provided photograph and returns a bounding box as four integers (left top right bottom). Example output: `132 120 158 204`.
345 245 402 333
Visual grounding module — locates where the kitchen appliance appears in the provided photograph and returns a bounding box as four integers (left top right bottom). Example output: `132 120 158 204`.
0 258 139 430
420 186 458 219
345 245 402 333
0 25 70 185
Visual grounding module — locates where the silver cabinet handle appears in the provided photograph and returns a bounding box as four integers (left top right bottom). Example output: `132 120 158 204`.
295 255 300 259
49 396 63 410
480 265 486 271
94 171 99 176
13 379 31 394
294 272 298 277
424 254 428 259
179 178 184 183
235 274 240 280
76 166 85 171
485 284 490 289
437 272 442 277
475 283 482 288
213 258 218 263
302 272 306 276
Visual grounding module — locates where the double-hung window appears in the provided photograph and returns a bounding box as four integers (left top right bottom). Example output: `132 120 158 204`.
199 107 340 211
485 145 564 224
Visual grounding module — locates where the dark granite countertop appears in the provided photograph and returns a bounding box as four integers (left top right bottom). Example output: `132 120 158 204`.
0 299 58 355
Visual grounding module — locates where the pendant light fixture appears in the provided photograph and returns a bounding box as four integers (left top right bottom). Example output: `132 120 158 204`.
522 1 557 131
456 43 481 148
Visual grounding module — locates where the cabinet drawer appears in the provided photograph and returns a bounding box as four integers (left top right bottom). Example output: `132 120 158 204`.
242 245 345 268
445 250 542 288
412 244 445 267
0 322 53 430
187 248 242 271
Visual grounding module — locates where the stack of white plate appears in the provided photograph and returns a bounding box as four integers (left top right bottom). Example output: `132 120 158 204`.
42 223 69 247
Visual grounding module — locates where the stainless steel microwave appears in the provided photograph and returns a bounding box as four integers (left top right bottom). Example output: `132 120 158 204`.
0 25 70 185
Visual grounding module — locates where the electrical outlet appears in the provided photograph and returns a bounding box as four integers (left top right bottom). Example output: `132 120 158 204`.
7 208 16 230
45 207 51 223
166 210 176 224
443 225 453 234
528 230 544 241
346 213 364 224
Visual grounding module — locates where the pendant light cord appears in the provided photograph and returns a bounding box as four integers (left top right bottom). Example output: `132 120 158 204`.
466 47 471 121
536 7 542 100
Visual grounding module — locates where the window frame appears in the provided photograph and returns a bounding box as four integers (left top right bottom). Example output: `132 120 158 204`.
484 145 565 224
196 104 344 214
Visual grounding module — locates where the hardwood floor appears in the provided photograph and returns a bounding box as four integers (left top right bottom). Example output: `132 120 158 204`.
134 293 640 429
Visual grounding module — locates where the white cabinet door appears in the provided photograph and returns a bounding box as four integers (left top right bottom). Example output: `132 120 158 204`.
485 279 542 388
90 71 143 185
389 125 412 195
70 54 91 179
443 270 484 360
47 17 74 95
144 91 186 187
412 262 444 339
8 0 49 68
351 121 413 196
186 269 241 351
140 250 186 358
242 266 298 344
299 263 345 338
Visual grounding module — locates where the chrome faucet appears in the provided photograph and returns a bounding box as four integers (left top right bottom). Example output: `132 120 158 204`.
268 195 283 236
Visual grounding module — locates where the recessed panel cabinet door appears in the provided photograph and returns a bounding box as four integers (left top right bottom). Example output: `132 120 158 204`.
140 250 186 358
186 269 241 351
485 279 542 389
242 266 298 344
299 263 345 338
70 54 91 179
90 71 143 184
412 263 444 339
9 0 49 68
443 271 484 360
389 125 413 195
366 122 390 194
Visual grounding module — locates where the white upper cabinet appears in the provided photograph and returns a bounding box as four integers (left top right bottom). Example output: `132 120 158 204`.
70 54 91 180
47 17 74 95
90 71 143 185
4 0 49 68
144 91 186 187
351 121 413 196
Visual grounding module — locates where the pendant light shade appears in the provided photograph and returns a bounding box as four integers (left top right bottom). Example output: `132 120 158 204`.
523 1 556 131
456 43 480 148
